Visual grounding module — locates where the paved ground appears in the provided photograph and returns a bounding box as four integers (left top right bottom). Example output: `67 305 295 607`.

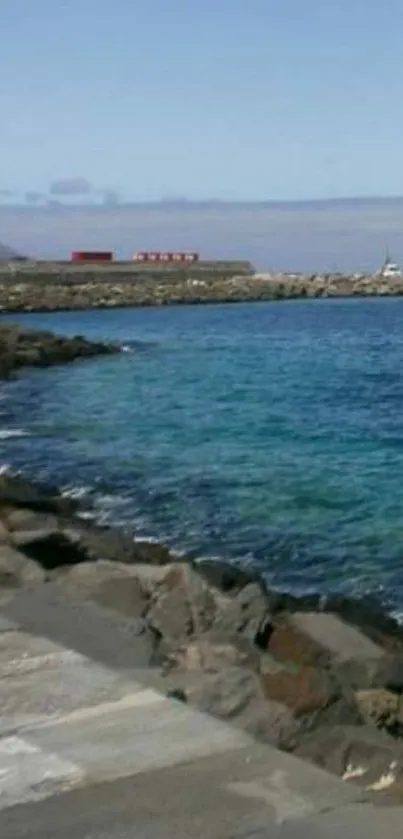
0 585 402 838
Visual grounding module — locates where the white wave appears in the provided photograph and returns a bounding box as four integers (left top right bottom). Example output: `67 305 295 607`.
0 429 30 440
121 344 132 353
61 484 91 501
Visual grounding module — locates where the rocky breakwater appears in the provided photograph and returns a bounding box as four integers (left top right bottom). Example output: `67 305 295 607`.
0 266 402 312
2 472 403 802
0 322 120 378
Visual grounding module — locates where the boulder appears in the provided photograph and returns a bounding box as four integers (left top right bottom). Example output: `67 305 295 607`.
195 559 259 593
18 531 89 570
208 582 271 647
295 724 403 794
371 655 403 693
261 665 339 717
53 560 149 619
3 507 59 535
146 564 217 649
0 519 10 544
0 544 45 587
67 523 174 566
173 638 259 673
355 689 400 734
266 612 388 691
186 665 298 748
0 473 77 515
266 618 327 668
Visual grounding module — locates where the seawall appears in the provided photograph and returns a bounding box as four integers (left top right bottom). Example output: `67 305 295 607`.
0 262 401 312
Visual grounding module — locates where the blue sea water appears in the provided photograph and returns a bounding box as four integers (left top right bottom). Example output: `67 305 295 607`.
2 298 403 609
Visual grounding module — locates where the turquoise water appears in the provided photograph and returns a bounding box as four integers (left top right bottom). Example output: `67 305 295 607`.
2 299 403 608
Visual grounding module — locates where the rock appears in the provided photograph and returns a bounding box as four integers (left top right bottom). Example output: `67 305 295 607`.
208 582 270 648
174 638 258 673
0 519 10 544
166 688 187 703
0 544 45 587
289 612 386 664
372 655 403 693
195 559 259 593
261 665 339 717
187 665 298 747
355 689 400 734
266 618 327 668
295 724 403 794
53 560 148 619
68 523 174 566
0 323 120 379
146 564 217 649
132 541 175 566
3 507 59 534
18 531 89 570
0 474 77 515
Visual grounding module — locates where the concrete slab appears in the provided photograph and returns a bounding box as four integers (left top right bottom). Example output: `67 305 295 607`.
0 592 402 838
0 744 371 839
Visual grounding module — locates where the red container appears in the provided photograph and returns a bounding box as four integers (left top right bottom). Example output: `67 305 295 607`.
71 251 113 262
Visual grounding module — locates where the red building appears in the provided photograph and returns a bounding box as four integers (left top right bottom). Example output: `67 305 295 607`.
71 251 113 262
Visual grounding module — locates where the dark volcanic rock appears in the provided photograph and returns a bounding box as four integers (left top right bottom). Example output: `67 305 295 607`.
0 322 120 378
195 559 259 593
0 473 78 515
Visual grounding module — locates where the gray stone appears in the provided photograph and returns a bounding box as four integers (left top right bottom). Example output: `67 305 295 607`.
209 582 270 647
0 545 45 587
290 612 385 663
187 665 298 748
296 724 403 791
146 565 217 647
52 561 148 619
0 520 10 544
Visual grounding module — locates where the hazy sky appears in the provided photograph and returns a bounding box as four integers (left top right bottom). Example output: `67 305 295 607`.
2 0 403 201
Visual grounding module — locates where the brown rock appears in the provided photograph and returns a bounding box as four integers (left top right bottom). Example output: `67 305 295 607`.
267 620 325 667
261 665 337 717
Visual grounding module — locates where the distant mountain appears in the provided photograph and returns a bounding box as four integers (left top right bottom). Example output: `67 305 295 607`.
0 241 25 261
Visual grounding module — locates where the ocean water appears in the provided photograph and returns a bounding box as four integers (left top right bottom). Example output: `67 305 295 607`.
2 299 403 609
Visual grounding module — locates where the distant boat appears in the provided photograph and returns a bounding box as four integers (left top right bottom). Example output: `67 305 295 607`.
378 255 403 278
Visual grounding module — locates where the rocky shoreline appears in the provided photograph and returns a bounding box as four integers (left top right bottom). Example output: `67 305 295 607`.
2 469 403 802
0 322 120 378
0 266 402 312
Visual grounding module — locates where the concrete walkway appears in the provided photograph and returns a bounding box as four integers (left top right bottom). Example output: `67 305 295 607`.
0 586 402 838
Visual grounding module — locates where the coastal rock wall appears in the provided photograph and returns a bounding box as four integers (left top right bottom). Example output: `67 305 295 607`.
0 267 401 312
0 322 120 378
2 470 403 801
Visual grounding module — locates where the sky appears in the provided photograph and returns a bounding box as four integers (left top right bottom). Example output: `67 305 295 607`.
2 0 403 202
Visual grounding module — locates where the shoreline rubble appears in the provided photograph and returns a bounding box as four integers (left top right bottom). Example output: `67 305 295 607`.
1 469 403 801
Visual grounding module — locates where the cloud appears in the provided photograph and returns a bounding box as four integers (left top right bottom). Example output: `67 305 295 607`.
0 189 13 199
49 177 92 196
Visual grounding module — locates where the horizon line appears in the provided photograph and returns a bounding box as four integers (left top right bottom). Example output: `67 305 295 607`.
2 195 403 210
